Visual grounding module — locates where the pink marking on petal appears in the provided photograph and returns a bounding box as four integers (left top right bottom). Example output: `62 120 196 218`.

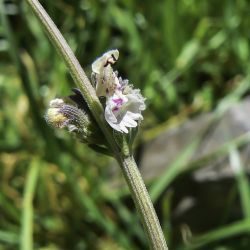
113 98 123 105
112 107 119 112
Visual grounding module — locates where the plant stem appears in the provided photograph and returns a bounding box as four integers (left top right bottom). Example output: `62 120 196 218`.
118 154 168 249
24 0 168 248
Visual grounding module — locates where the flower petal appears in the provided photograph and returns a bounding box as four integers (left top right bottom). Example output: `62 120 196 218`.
92 50 119 74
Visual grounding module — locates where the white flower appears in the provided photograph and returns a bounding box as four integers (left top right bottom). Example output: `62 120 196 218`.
91 50 120 97
92 49 119 74
105 88 146 133
91 49 146 133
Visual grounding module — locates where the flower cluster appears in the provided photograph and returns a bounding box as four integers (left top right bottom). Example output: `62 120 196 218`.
45 89 102 145
91 50 146 133
45 49 145 147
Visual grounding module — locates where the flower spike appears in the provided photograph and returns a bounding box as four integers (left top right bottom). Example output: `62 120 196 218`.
91 49 146 133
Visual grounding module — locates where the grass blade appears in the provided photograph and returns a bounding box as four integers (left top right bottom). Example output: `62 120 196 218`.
20 158 40 250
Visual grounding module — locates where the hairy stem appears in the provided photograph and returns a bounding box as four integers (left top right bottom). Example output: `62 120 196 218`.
24 0 168 248
117 155 168 249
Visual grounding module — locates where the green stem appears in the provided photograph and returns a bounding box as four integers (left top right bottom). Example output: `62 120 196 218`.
118 155 168 250
24 1 168 248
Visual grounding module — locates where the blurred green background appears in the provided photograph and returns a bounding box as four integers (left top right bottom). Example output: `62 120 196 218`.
1 0 250 249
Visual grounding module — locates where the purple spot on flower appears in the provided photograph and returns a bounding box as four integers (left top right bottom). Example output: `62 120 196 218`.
112 107 119 112
112 98 124 113
113 98 123 105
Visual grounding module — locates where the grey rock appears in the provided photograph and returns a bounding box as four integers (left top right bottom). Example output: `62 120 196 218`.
140 98 250 182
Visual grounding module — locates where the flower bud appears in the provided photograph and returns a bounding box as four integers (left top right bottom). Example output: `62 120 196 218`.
45 99 68 128
45 91 103 145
